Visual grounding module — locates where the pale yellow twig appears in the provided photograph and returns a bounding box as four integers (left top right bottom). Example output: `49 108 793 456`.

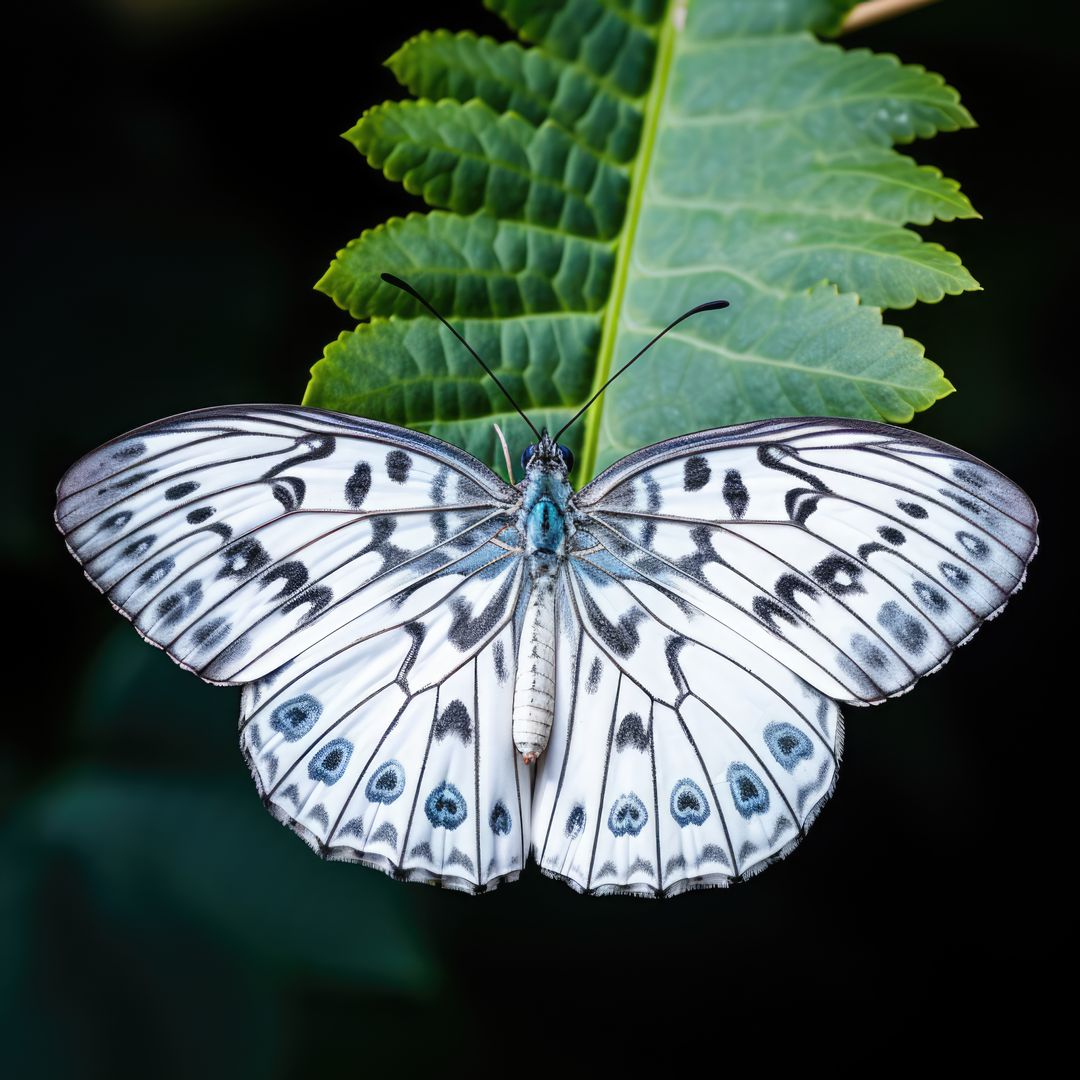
841 0 941 34
493 422 515 484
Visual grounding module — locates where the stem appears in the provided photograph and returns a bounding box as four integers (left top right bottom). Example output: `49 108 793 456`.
841 0 941 34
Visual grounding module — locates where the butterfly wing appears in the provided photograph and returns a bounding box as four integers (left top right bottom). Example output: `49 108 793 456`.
533 418 1036 895
56 405 531 892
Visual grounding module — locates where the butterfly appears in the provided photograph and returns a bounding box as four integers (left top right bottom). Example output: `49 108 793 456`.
54 276 1038 897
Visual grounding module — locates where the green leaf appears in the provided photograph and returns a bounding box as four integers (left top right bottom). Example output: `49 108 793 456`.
307 0 978 481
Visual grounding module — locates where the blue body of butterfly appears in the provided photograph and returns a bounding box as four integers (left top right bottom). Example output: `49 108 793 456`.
521 433 574 561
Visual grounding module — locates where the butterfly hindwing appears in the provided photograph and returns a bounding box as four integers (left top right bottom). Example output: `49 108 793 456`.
532 551 842 896
243 592 530 893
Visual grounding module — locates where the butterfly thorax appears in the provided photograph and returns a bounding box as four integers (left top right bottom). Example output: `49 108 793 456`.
513 444 573 763
520 463 573 572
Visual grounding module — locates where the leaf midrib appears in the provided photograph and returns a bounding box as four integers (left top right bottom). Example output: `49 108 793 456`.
577 4 677 484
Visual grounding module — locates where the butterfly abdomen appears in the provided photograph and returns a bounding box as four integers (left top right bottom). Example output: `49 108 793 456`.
513 573 557 763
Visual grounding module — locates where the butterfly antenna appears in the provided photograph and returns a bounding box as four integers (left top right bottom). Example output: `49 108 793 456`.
381 273 541 440
552 298 730 443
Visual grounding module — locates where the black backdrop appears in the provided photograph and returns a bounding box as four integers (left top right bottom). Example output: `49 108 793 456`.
5 1 1064 1071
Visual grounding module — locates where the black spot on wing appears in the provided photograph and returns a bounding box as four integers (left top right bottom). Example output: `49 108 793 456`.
281 585 333 623
812 554 865 596
113 441 146 460
100 510 133 532
753 595 797 633
579 589 647 658
697 844 729 868
123 536 155 559
913 580 948 613
940 562 970 588
643 473 663 512
775 573 818 612
683 455 711 492
953 465 986 488
447 570 518 651
615 712 650 752
370 822 398 847
359 516 409 573
940 489 986 516
678 525 725 581
218 539 270 579
897 500 928 519
138 558 174 588
156 581 202 627
386 450 412 483
585 657 603 693
877 602 928 655
192 617 230 651
186 507 214 524
430 466 449 505
878 526 905 546
493 639 508 683
165 482 198 501
956 531 990 560
263 433 335 480
722 470 748 518
434 699 473 744
785 489 822 525
345 462 372 508
757 444 830 492
261 561 309 596
665 636 689 698
270 476 306 511
665 854 687 877
851 634 888 670
856 542 890 560
98 470 155 495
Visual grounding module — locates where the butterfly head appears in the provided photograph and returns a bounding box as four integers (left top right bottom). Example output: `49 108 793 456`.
520 430 574 477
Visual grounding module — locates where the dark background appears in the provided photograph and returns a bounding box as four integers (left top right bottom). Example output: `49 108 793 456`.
5 0 1063 1071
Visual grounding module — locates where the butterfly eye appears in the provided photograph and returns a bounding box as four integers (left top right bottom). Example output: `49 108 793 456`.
520 445 537 471
557 444 575 474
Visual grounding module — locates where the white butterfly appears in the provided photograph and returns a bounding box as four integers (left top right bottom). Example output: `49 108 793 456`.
54 287 1038 898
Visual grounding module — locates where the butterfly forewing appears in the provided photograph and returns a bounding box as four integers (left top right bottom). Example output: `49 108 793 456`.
574 418 1037 705
56 407 516 677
